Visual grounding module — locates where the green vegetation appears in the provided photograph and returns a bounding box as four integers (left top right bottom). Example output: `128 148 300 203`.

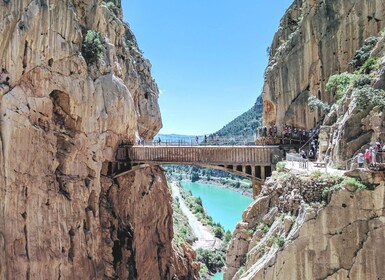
171 198 196 247
191 172 200 182
215 96 262 138
176 183 234 276
321 184 342 200
353 74 372 88
342 177 368 190
196 248 226 274
322 176 369 200
82 30 104 64
325 72 355 100
350 36 378 68
353 86 385 110
310 169 322 178
103 0 118 15
360 57 380 74
276 162 287 172
165 165 252 195
258 223 270 234
273 235 285 247
308 96 330 113
179 186 227 232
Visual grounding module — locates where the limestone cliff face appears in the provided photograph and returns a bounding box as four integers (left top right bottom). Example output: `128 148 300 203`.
318 36 385 166
224 1 385 279
263 0 385 130
224 171 385 280
0 0 197 279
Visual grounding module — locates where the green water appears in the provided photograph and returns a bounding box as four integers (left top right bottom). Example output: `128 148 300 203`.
181 181 253 280
181 181 253 232
212 272 224 280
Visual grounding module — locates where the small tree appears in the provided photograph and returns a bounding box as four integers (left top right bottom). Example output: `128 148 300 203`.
354 86 385 110
350 36 378 68
82 30 104 64
308 96 330 113
191 172 200 182
326 72 355 100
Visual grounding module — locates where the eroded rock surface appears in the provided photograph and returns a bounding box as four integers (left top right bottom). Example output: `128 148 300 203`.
263 0 385 130
0 1 197 279
224 172 385 280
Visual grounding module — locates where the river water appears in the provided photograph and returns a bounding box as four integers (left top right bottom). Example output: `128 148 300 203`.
181 181 253 279
181 181 253 232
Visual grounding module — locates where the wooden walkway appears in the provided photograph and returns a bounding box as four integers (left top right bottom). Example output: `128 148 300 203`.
115 145 283 197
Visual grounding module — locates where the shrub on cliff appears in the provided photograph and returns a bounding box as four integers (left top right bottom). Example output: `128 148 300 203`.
103 1 118 15
196 248 225 273
308 96 330 113
350 36 378 68
353 85 385 110
360 57 380 74
326 72 355 100
82 30 104 64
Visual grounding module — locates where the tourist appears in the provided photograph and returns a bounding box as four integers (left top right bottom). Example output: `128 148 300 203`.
370 146 376 165
308 149 314 159
273 125 278 137
357 150 365 168
302 129 307 140
158 137 161 145
204 135 207 144
299 150 306 168
195 136 199 145
269 126 273 137
365 149 371 166
375 141 382 163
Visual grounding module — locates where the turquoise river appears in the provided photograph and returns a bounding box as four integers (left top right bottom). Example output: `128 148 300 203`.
181 181 253 232
181 181 253 280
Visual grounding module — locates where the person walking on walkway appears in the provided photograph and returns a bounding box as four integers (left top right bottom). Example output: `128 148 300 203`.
370 146 376 165
357 150 365 168
375 141 382 163
365 149 371 166
300 150 307 168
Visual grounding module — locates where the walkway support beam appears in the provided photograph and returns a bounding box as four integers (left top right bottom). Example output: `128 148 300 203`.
115 145 283 196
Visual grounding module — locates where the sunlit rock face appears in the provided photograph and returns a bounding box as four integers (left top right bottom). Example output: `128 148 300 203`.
223 0 385 279
262 0 385 130
0 0 198 279
224 172 385 280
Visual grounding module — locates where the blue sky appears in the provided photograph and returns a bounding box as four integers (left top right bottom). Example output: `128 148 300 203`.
122 1 293 135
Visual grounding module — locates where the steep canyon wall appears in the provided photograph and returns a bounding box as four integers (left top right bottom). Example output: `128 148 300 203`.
0 0 197 279
263 0 385 130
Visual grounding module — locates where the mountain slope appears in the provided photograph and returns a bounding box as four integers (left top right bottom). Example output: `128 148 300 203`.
215 95 262 138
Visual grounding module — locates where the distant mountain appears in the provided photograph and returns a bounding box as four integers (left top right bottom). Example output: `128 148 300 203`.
155 134 203 144
215 95 262 138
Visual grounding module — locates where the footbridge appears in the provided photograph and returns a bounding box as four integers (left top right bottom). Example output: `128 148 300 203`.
114 144 283 197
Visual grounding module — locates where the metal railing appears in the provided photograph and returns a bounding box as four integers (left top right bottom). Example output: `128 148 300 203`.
134 136 257 147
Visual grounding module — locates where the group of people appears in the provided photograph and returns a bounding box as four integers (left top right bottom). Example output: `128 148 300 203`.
256 125 320 142
357 141 384 168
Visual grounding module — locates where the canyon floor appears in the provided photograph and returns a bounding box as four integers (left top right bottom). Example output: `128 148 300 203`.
170 182 221 250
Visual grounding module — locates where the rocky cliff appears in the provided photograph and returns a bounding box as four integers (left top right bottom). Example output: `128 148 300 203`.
224 170 385 280
224 0 385 279
0 0 198 279
263 0 385 130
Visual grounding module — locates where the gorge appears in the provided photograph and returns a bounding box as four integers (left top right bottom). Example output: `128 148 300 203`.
1 0 385 280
